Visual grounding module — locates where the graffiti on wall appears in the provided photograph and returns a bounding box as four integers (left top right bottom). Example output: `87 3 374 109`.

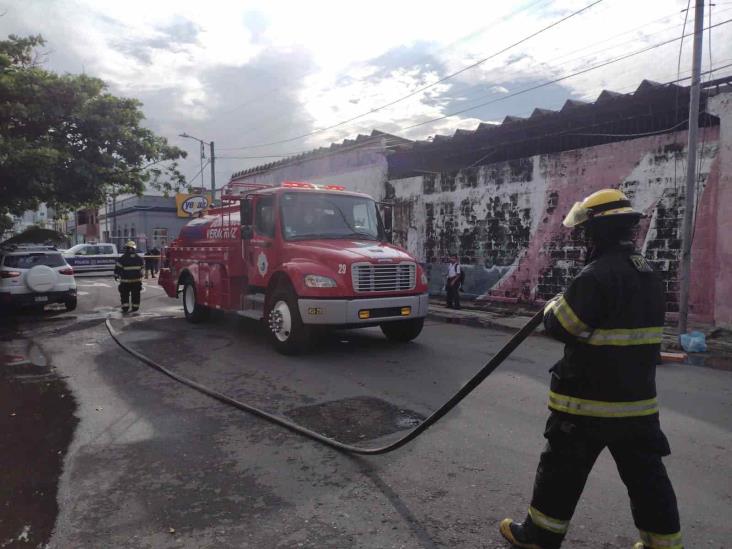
390 129 720 317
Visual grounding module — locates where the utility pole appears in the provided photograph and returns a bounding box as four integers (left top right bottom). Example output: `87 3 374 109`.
179 133 216 205
678 0 705 336
210 141 216 204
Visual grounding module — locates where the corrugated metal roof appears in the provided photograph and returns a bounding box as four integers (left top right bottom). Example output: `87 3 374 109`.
387 77 731 177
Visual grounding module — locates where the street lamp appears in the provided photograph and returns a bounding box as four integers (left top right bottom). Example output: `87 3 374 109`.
179 133 216 202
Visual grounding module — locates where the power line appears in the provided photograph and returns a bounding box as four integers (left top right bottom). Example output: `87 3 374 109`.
221 4 732 157
217 0 552 120
395 17 732 134
224 58 732 182
220 0 604 151
186 160 210 186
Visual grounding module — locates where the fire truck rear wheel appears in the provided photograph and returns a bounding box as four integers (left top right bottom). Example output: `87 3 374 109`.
380 318 424 343
182 279 209 323
266 287 309 355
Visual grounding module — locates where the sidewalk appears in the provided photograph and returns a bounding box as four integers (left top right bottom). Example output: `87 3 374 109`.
427 298 732 370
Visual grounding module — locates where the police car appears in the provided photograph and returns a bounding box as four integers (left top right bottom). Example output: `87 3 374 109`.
63 243 118 273
0 245 77 311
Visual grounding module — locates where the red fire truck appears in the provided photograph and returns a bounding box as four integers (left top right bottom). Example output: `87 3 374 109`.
159 181 429 354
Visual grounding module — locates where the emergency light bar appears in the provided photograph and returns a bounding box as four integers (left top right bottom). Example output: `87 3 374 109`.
222 180 347 200
281 181 346 191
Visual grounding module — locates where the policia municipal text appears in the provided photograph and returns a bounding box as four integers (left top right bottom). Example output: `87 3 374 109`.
500 190 682 549
114 241 145 313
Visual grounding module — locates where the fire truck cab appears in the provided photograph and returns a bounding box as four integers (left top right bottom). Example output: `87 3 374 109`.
159 181 429 354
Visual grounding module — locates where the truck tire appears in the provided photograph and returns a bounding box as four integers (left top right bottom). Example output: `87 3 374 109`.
64 297 77 312
266 286 310 355
182 279 209 323
380 318 424 343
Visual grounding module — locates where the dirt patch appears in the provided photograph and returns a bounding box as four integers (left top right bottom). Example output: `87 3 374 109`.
285 396 424 444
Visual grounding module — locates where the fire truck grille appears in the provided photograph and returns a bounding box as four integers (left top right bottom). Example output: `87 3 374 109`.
352 263 416 293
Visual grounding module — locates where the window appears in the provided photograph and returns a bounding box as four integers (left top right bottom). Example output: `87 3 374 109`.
100 245 115 254
280 192 380 241
3 253 66 268
255 195 275 238
152 228 168 247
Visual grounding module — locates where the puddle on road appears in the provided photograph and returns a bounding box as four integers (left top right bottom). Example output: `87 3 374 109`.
0 342 78 548
285 396 425 444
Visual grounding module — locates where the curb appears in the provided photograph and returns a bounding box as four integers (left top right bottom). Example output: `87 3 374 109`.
427 309 543 335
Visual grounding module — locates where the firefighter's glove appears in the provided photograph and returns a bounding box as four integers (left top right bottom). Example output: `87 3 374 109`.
543 294 562 317
114 276 120 282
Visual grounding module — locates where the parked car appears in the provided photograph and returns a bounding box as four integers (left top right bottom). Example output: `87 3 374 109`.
63 243 118 273
0 245 77 311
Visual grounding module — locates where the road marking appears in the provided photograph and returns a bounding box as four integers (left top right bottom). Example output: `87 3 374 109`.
77 281 111 288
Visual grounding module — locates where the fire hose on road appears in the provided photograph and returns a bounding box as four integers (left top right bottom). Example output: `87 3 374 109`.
105 309 544 455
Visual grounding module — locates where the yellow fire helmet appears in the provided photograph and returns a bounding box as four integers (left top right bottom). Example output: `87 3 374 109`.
125 240 137 249
562 188 642 228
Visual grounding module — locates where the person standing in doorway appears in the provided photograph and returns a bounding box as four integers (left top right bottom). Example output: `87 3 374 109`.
446 254 462 310
115 241 144 313
499 189 681 549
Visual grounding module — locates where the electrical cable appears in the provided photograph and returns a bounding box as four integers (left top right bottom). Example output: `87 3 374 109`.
106 309 544 455
219 0 604 151
186 160 210 186
396 17 732 134
218 4 713 152
219 4 732 155
222 70 732 184
217 0 553 121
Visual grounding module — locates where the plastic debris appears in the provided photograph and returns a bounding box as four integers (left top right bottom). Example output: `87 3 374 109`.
680 331 707 353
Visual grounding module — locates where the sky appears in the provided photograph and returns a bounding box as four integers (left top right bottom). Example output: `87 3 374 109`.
2 0 731 190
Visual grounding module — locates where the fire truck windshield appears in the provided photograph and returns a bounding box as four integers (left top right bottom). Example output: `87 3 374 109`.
280 192 381 241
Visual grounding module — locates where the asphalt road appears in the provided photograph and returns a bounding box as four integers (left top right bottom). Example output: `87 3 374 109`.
1 276 730 548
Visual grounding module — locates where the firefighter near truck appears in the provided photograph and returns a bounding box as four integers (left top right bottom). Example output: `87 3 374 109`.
159 181 429 354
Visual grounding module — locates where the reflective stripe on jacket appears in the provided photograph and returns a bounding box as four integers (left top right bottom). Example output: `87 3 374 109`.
114 252 144 283
543 243 665 418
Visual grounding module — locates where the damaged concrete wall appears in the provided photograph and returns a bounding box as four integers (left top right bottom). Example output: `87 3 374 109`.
390 127 726 324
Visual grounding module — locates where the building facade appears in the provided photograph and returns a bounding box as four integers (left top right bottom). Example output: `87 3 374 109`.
387 79 732 327
228 130 411 200
99 195 189 251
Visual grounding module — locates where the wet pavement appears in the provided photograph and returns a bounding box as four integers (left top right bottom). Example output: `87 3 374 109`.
0 324 78 548
0 277 730 548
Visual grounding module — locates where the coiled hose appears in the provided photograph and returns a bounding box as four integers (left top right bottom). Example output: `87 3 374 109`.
106 309 543 455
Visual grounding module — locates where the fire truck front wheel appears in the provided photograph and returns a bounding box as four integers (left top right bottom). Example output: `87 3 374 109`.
182 279 209 323
266 287 310 355
380 318 424 343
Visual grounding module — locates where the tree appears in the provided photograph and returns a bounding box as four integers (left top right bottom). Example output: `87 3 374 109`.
0 35 187 218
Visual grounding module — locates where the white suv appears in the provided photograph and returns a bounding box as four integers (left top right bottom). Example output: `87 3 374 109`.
0 245 77 312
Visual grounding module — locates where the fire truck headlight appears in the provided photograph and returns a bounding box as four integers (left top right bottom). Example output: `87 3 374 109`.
304 274 337 288
420 272 428 285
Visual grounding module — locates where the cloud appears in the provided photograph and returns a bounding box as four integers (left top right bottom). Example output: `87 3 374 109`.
1 0 730 184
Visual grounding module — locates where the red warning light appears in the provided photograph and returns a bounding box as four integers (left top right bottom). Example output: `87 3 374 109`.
281 181 315 189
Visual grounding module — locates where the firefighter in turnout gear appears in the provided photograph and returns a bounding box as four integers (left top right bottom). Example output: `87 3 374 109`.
499 189 682 549
114 241 144 313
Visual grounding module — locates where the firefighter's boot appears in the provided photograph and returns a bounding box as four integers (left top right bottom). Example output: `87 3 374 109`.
499 517 562 549
121 306 129 313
